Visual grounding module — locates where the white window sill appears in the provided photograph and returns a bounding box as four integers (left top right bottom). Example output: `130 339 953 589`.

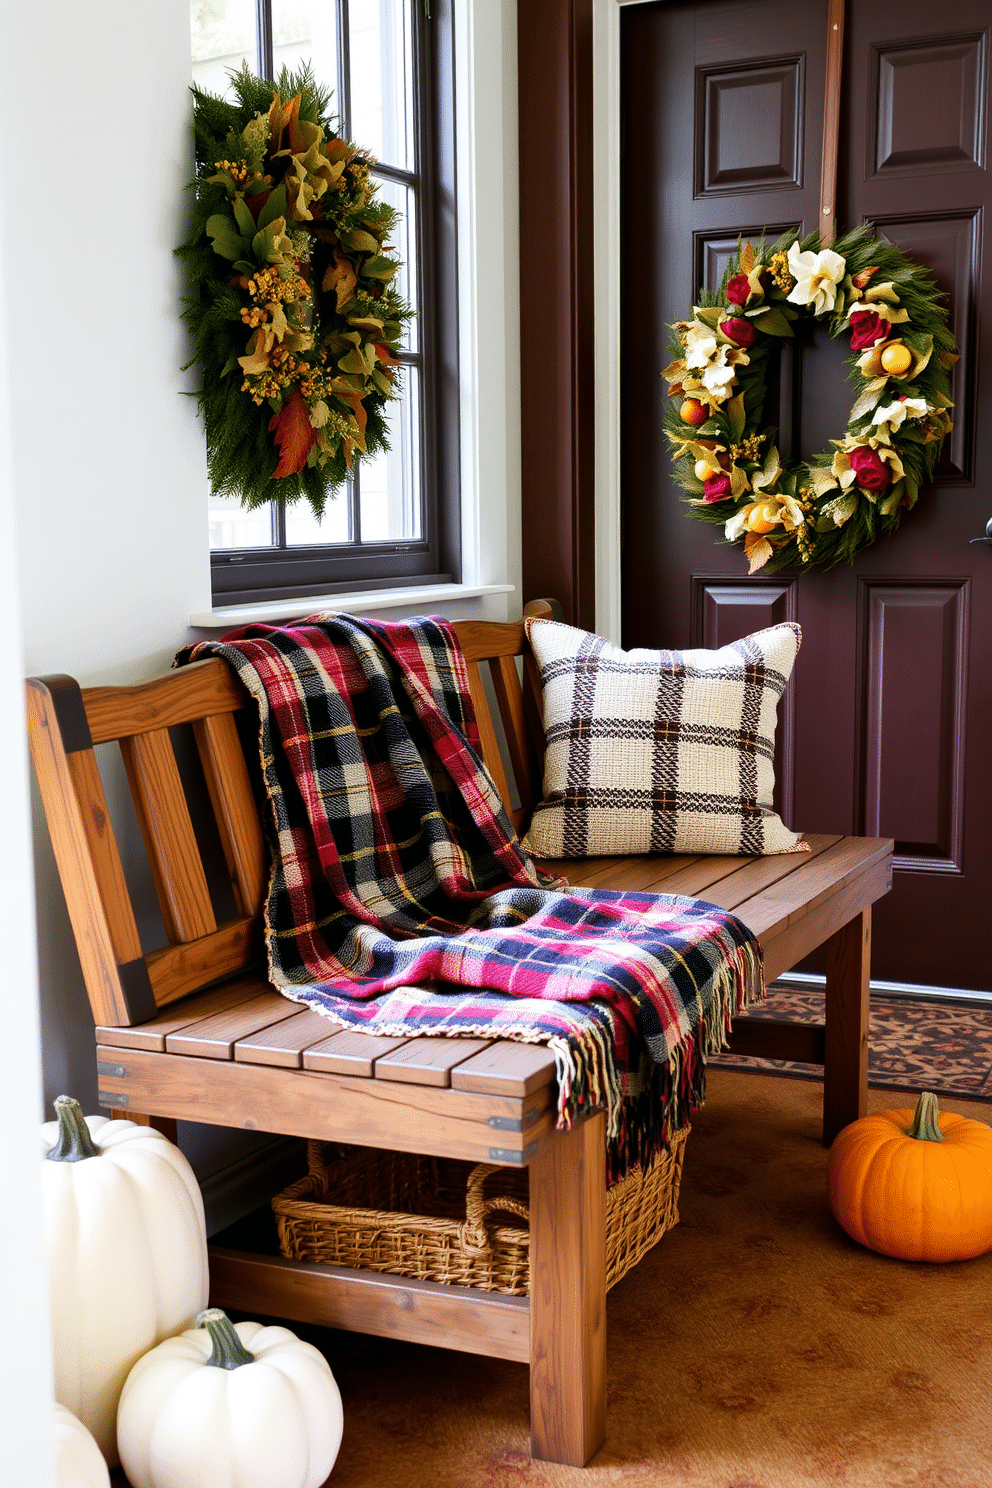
190 582 515 630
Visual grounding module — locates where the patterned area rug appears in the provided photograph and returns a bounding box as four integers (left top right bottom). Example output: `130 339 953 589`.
710 984 992 1100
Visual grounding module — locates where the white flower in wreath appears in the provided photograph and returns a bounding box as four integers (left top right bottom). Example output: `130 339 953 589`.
871 396 929 440
684 326 720 370
699 343 748 401
786 242 847 315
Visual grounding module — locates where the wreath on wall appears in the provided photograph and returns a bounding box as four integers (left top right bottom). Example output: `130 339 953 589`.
662 225 959 573
177 65 411 517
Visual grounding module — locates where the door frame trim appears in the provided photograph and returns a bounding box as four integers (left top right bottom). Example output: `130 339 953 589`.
592 0 655 644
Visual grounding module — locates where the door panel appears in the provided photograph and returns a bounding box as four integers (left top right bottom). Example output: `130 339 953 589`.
621 0 992 989
868 35 987 178
696 55 805 194
857 581 968 869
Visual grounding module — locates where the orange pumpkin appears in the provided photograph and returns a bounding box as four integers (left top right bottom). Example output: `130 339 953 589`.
827 1092 992 1262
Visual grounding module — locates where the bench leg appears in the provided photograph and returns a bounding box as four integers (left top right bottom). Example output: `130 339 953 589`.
823 907 871 1146
528 1111 607 1466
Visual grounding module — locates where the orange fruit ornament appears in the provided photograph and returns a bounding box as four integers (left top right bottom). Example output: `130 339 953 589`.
679 399 707 426
880 341 913 375
745 502 779 535
827 1091 992 1262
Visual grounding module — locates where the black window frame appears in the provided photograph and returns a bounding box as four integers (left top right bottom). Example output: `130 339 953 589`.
209 0 460 607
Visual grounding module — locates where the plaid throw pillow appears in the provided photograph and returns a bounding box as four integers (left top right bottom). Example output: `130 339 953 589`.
522 617 806 858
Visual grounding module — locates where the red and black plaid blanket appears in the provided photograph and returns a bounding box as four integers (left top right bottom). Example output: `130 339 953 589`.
178 613 764 1175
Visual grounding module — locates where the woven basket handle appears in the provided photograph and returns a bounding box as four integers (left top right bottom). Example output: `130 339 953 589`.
460 1163 530 1255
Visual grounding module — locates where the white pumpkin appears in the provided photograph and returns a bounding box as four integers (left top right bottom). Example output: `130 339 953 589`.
53 1403 110 1488
117 1308 343 1488
42 1096 209 1467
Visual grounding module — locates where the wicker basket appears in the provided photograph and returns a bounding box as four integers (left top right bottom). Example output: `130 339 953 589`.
272 1126 689 1297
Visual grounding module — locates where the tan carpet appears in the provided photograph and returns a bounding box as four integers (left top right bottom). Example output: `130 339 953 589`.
112 1071 992 1486
315 1070 992 1487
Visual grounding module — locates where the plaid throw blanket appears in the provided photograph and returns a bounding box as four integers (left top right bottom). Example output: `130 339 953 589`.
178 614 764 1175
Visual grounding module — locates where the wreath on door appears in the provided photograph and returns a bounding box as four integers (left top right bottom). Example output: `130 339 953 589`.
177 65 411 518
662 224 959 573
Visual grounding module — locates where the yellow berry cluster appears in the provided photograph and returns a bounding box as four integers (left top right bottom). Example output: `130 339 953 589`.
730 432 767 463
214 158 259 188
769 251 794 294
794 488 817 564
298 355 338 403
241 346 309 405
239 266 311 330
246 266 310 307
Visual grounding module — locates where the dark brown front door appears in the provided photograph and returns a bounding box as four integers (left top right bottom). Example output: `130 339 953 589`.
622 0 992 990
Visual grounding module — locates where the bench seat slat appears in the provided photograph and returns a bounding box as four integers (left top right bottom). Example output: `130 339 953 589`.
95 975 269 1051
450 1041 558 1096
682 833 844 912
303 1031 413 1077
622 854 764 901
732 836 893 941
374 1036 494 1087
548 854 706 892
234 1008 344 1067
164 991 297 1059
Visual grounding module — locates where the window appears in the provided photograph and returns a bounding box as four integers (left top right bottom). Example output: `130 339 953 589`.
190 0 459 604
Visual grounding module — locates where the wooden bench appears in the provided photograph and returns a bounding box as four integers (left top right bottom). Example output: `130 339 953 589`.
26 601 893 1468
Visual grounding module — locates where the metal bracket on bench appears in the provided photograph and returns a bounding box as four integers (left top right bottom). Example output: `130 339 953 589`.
97 1062 127 1079
489 1142 539 1165
488 1107 544 1134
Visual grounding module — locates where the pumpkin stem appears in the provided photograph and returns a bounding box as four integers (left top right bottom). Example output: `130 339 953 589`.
907 1091 945 1143
46 1095 101 1162
197 1309 256 1370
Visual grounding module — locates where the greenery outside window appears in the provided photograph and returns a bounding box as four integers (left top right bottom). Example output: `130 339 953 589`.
190 0 459 605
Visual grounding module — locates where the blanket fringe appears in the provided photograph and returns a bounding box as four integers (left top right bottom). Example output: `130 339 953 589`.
278 938 764 1184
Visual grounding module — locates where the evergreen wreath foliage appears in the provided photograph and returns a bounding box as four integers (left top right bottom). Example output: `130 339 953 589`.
177 64 412 517
663 224 959 573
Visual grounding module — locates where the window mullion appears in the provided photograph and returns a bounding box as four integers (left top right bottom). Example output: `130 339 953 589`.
351 466 362 546
337 0 351 138
256 0 274 80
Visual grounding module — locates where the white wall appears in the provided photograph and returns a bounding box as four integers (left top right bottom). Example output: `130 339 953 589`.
3 0 520 1367
0 289 54 1488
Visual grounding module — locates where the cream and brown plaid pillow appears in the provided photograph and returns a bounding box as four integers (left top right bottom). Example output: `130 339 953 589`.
522 617 806 858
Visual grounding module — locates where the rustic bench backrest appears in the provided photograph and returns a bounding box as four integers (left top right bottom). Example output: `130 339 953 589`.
26 601 552 1031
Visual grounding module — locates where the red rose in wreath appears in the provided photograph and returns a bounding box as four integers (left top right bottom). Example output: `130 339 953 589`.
719 316 758 348
849 309 889 352
703 473 733 502
726 274 751 306
848 446 891 492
